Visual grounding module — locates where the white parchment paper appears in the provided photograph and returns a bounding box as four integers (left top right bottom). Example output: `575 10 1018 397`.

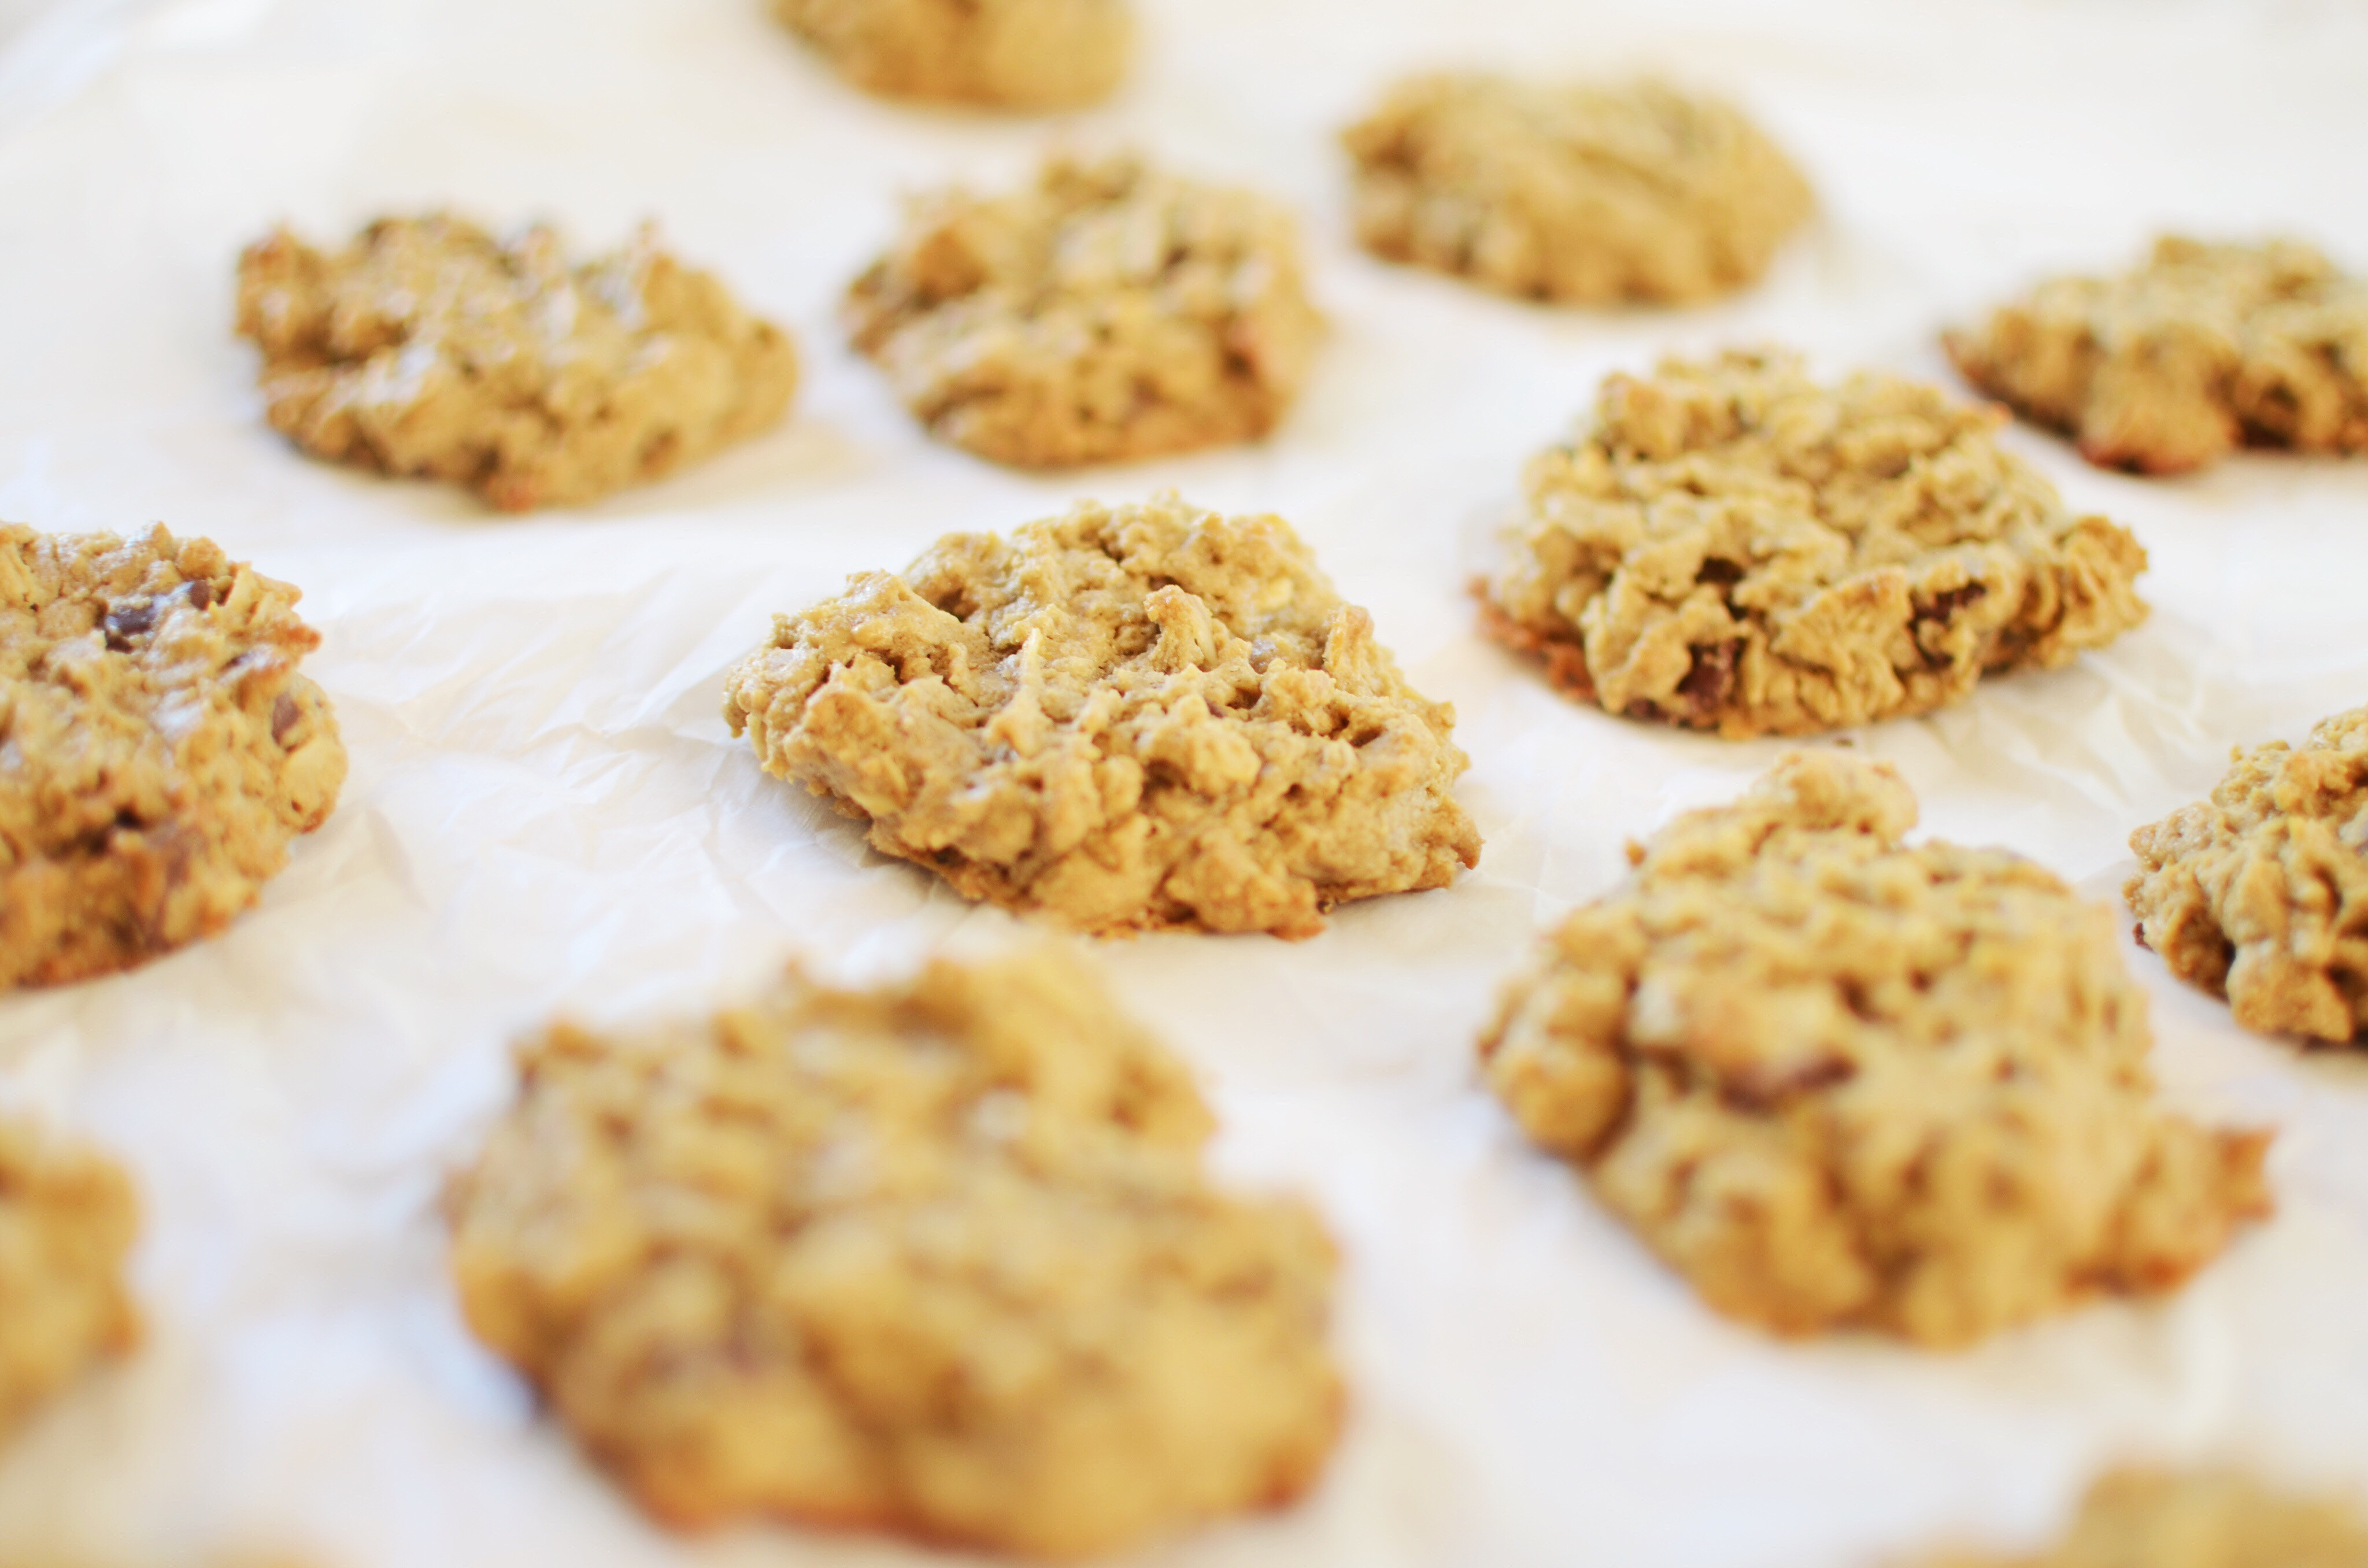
3 0 2368 1563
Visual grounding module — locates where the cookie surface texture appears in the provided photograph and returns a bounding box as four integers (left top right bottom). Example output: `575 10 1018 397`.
1477 752 2270 1347
0 1118 139 1447
2128 704 2368 1044
236 214 797 511
1916 1469 2368 1568
775 0 1128 108
726 494 1479 937
1478 350 2151 738
0 525 346 990
1947 236 2368 474
1341 73 1813 304
845 156 1322 468
447 951 1343 1556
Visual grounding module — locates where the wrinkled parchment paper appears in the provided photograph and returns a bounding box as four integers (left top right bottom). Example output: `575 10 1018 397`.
4 0 2368 1563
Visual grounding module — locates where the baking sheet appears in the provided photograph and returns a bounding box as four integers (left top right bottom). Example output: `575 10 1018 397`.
4 0 2368 1563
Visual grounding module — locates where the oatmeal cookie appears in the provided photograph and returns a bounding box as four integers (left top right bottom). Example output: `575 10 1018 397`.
2127 704 2368 1044
1479 350 2150 738
844 155 1322 468
1477 752 2271 1347
448 951 1342 1555
1340 73 1813 305
236 213 797 511
0 1118 138 1447
1915 1469 2368 1567
724 494 1480 937
0 525 345 990
774 0 1129 109
1946 237 2368 475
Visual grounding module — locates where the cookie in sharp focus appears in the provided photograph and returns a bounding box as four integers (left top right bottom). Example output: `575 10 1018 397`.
1478 752 2270 1347
0 1116 139 1448
446 949 1343 1557
1946 236 2368 475
844 154 1323 468
723 493 1481 937
236 213 797 511
2128 702 2368 1045
1340 73 1813 305
0 524 346 989
774 0 1131 109
1478 349 2151 738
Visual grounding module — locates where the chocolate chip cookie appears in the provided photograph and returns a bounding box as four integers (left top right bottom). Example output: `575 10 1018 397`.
1947 237 2368 474
0 1117 138 1448
1479 752 2271 1347
724 493 1481 937
845 155 1322 468
236 213 797 511
2128 703 2368 1044
774 0 1130 109
1341 73 1813 305
1479 350 2151 738
448 950 1342 1556
1 524 345 990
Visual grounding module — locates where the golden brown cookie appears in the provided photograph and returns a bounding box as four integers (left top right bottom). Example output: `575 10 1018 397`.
0 524 345 990
447 951 1342 1556
1341 73 1813 305
1915 1469 2368 1568
235 214 797 511
774 0 1129 109
1946 237 2368 475
2128 704 2368 1045
1478 350 2151 739
0 1118 139 1447
844 155 1322 468
724 493 1480 937
1478 752 2271 1348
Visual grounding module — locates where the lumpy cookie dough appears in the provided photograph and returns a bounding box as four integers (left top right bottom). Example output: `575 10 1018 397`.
1916 1469 2368 1568
236 213 798 511
1478 752 2271 1347
724 493 1480 937
844 155 1322 468
448 951 1342 1556
1340 73 1813 305
0 1118 138 1447
1947 237 2368 475
2128 704 2368 1044
774 0 1129 109
1479 350 2151 739
1 525 346 990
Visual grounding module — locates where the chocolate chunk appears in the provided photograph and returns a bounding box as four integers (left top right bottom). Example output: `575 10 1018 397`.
102 600 158 652
271 692 301 744
1675 639 1742 720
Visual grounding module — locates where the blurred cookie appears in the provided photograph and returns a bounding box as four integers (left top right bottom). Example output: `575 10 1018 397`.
236 214 797 511
1479 752 2271 1347
1341 73 1812 304
724 493 1479 937
845 155 1321 468
1916 1469 2368 1567
0 1118 138 1447
1478 350 2150 738
775 0 1129 109
449 951 1342 1555
2128 703 2368 1044
1946 237 2368 474
0 524 345 989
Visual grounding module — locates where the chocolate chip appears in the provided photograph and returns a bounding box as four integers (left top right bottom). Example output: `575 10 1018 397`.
272 692 301 744
1675 639 1742 720
1698 557 1745 587
186 578 214 610
103 599 159 651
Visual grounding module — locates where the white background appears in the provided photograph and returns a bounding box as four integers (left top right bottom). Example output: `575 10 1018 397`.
3 1 2367 1564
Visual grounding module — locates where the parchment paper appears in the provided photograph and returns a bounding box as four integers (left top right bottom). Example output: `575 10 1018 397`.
3 0 2368 1563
